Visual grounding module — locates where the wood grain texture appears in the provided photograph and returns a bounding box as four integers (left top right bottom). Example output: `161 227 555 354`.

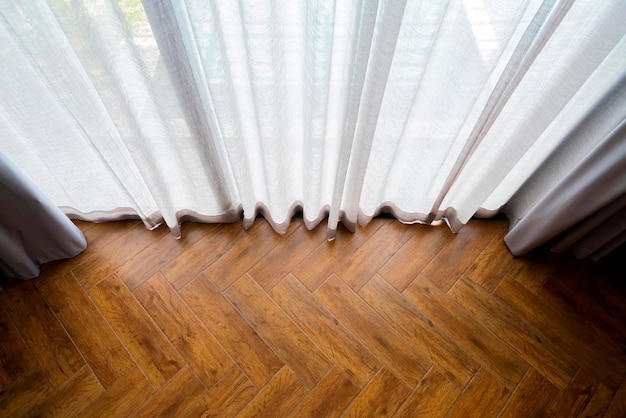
335 220 414 291
39 273 134 388
2 217 625 417
446 368 511 418
179 275 283 388
77 368 153 418
448 276 576 389
378 224 453 292
183 367 257 418
315 275 429 388
42 221 138 290
0 366 51 417
130 367 205 418
89 274 183 387
25 366 103 418
0 280 83 388
342 367 409 417
422 220 505 292
538 261 626 355
494 276 626 389
117 223 212 290
359 275 478 389
249 222 326 291
405 275 528 389
0 304 35 387
72 222 163 290
287 367 359 418
464 232 515 293
160 223 243 290
270 274 380 388
395 369 460 418
605 378 626 418
134 273 233 388
551 368 614 417
235 366 307 418
226 274 332 390
507 250 563 294
292 220 384 291
206 220 288 290
498 368 560 417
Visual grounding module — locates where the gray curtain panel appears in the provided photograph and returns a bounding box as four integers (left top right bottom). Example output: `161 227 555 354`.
0 154 86 279
503 117 626 259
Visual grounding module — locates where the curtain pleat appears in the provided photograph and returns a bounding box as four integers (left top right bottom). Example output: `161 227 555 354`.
427 0 571 227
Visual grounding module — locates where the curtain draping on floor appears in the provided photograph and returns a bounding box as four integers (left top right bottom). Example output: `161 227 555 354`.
1 0 625 244
0 154 86 279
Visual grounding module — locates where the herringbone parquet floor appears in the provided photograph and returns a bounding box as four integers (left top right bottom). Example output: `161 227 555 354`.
1 217 625 417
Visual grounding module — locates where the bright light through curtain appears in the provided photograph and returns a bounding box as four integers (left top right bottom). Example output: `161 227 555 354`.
1 0 625 239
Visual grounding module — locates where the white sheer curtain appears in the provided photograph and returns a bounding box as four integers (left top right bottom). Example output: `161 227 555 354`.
1 0 625 239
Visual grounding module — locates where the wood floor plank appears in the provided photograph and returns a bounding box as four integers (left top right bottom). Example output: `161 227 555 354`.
183 367 257 418
78 367 154 418
499 368 560 417
249 220 326 291
404 275 528 389
446 368 511 418
270 274 380 388
421 220 506 292
577 378 617 417
0 366 51 417
288 367 359 418
160 222 244 290
26 366 103 418
40 272 134 388
315 275 429 388
551 368 614 417
359 275 479 389
206 220 290 290
235 366 308 418
34 221 136 287
225 274 332 390
72 222 166 290
507 250 563 294
131 367 206 418
464 232 516 293
604 378 626 418
116 222 212 290
0 304 36 388
292 220 384 292
342 367 410 418
335 220 415 291
1 280 84 388
395 369 460 418
378 224 454 292
448 276 576 390
134 273 234 388
2 218 625 416
539 263 626 354
89 274 183 388
494 276 626 389
179 275 283 388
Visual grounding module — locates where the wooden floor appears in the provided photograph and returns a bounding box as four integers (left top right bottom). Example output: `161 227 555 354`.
1 217 625 417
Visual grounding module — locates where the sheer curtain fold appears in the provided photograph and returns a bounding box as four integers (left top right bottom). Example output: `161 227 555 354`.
1 0 625 250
